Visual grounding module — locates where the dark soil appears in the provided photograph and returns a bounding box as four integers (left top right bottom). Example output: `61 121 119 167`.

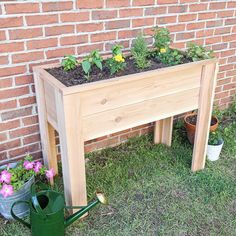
186 114 218 126
46 55 192 87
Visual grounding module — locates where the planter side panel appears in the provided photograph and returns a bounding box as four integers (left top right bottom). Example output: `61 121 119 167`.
80 65 202 141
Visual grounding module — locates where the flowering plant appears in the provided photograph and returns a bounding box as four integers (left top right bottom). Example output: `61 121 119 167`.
0 155 55 198
106 45 126 75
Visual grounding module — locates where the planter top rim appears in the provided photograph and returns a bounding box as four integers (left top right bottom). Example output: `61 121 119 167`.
33 58 218 95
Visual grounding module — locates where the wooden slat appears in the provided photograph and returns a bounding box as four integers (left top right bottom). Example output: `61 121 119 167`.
83 87 199 141
80 67 202 116
192 63 218 171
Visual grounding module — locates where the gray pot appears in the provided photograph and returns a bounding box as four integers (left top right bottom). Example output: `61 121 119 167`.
0 172 35 220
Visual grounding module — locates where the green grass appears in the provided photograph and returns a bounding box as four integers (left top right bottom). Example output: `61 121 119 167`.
1 117 236 236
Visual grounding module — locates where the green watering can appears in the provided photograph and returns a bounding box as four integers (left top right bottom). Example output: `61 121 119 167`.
11 184 108 236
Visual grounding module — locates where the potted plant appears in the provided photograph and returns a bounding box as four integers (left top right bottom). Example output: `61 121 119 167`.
184 112 219 145
0 155 55 220
207 130 224 161
33 27 218 209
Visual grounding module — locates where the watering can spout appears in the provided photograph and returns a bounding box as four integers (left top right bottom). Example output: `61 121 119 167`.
65 192 108 227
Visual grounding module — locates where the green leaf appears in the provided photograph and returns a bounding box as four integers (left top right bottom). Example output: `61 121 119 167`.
82 61 91 74
94 60 103 70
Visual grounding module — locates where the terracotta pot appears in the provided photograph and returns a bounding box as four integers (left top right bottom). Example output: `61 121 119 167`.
184 113 218 145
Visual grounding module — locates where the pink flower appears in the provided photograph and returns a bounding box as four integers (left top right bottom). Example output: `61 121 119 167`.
23 161 34 170
45 168 55 180
0 184 14 198
0 170 11 184
34 162 42 173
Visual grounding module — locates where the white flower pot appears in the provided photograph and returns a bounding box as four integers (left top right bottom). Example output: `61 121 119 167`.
207 141 224 161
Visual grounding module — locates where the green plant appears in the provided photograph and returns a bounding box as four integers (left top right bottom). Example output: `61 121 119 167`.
153 27 171 52
82 50 103 79
158 48 184 66
208 130 223 145
106 45 126 75
131 34 150 69
61 55 78 71
0 155 54 198
186 42 214 61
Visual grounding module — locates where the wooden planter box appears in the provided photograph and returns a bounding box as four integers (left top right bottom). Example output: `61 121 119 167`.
33 58 218 208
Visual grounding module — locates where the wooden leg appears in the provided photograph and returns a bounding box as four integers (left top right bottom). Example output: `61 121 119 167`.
56 92 87 212
192 63 218 171
154 117 173 146
34 71 58 174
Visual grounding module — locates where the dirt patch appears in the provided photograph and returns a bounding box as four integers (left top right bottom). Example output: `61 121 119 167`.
46 55 192 87
186 114 217 126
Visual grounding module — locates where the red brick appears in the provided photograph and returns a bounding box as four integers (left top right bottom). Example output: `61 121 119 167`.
187 22 205 30
0 139 21 152
0 31 6 41
19 96 36 106
225 18 236 26
106 0 130 8
209 2 226 10
222 34 236 42
219 64 234 72
121 8 143 17
0 86 29 100
60 35 88 46
5 3 39 14
77 0 103 9
228 56 236 63
42 1 73 12
189 3 207 12
176 32 195 40
118 29 141 39
178 14 197 22
156 16 177 24
10 125 39 139
132 0 155 6
45 25 74 36
23 134 40 145
12 51 44 64
144 7 167 16
120 130 140 142
28 60 59 73
0 17 23 29
26 14 58 26
106 20 130 30
168 24 185 32
9 28 43 40
0 100 17 111
77 23 103 32
168 5 187 13
196 29 214 38
228 2 236 8
223 83 236 91
132 18 155 27
92 10 117 20
217 78 231 86
1 107 32 121
217 10 234 18
0 65 26 77
9 143 40 158
215 91 229 99
0 133 7 142
105 40 129 50
61 12 89 22
205 36 222 45
157 0 178 4
46 47 75 59
22 116 38 126
91 32 116 43
0 42 24 53
207 20 223 28
0 152 7 161
226 69 236 76
0 78 12 88
198 12 216 20
27 38 58 50
77 43 104 54
0 120 20 132
0 56 8 65
15 75 33 86
215 27 231 35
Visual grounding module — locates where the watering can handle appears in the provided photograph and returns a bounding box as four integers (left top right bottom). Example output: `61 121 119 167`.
30 183 48 219
11 201 31 229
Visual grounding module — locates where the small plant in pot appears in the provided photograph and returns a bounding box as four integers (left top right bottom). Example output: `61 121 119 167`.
184 112 219 144
207 130 224 161
0 155 55 220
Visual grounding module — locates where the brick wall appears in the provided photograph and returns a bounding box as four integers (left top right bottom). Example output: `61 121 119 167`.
0 0 235 164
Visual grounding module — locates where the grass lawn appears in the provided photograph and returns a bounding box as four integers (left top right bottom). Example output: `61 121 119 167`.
1 106 236 236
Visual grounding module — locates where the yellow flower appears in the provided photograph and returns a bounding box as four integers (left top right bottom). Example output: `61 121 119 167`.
114 54 125 63
160 48 167 53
